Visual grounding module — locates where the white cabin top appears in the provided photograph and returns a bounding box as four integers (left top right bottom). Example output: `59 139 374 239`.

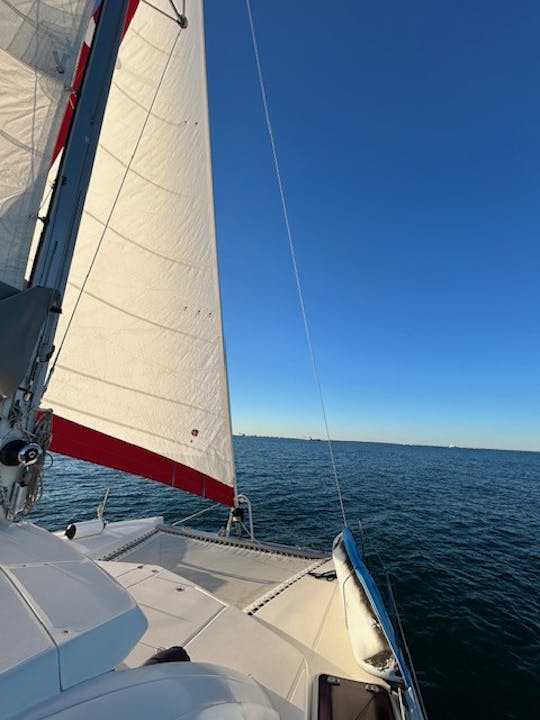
0 522 146 718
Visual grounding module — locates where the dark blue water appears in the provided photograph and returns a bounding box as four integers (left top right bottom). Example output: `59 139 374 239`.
34 437 539 720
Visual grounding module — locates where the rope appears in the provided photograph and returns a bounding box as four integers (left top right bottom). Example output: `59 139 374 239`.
44 22 185 392
245 0 348 528
171 502 220 526
142 0 186 24
308 569 337 581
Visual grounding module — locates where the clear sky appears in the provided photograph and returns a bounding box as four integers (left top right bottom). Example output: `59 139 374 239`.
204 0 540 451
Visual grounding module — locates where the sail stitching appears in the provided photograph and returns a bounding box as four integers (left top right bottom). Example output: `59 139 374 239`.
54 363 224 417
130 24 175 53
96 142 191 196
65 282 216 344
44 24 187 393
246 0 348 528
0 127 45 154
48 399 213 450
1 2 78 51
108 80 194 127
84 210 202 269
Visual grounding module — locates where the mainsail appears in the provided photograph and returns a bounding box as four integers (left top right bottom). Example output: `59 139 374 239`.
0 1 91 290
43 1 236 506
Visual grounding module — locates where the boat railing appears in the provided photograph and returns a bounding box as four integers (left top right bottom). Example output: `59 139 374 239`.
356 521 429 719
384 572 430 720
171 493 255 540
224 493 255 539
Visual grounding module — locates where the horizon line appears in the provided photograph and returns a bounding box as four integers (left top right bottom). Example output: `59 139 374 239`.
232 433 540 454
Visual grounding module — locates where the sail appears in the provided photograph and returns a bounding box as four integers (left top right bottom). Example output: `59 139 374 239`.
44 1 236 506
0 1 91 289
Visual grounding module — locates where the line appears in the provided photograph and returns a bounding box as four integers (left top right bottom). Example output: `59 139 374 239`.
246 0 348 528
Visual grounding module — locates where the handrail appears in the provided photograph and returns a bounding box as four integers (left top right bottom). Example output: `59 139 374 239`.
385 572 430 719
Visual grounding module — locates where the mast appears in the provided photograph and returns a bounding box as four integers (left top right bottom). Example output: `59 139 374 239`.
0 1 129 523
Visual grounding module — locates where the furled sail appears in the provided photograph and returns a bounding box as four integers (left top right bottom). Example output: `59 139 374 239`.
0 1 91 289
44 1 236 506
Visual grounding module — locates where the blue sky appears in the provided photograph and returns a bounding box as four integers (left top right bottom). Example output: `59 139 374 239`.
204 1 540 451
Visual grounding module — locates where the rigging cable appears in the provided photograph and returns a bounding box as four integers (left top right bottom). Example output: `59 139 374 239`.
44 13 185 392
245 0 348 528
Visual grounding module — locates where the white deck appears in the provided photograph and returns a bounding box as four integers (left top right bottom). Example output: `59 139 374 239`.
28 518 403 719
79 521 394 718
114 526 326 607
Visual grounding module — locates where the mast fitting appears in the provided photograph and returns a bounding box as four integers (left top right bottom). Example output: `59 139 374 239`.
0 440 43 467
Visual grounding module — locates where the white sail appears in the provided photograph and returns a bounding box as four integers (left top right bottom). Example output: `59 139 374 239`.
0 0 91 289
44 1 236 505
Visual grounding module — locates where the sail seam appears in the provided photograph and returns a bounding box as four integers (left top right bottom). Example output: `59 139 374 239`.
0 5 77 61
54 363 225 417
45 23 186 391
65 282 216 344
47 399 217 450
1 1 77 46
83 210 202 268
108 80 193 127
96 142 191 196
0 127 51 155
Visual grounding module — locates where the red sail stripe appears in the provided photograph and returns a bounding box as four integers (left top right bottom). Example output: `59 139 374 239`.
49 415 235 507
52 0 141 163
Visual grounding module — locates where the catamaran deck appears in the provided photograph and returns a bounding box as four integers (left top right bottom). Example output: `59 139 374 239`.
65 518 397 718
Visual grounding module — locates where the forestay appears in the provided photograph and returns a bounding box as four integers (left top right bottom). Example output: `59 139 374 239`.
0 1 91 289
43 1 236 506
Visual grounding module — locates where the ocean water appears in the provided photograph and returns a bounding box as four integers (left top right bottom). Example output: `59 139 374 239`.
33 436 539 720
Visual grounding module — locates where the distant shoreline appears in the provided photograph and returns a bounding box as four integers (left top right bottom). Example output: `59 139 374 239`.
233 434 540 454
